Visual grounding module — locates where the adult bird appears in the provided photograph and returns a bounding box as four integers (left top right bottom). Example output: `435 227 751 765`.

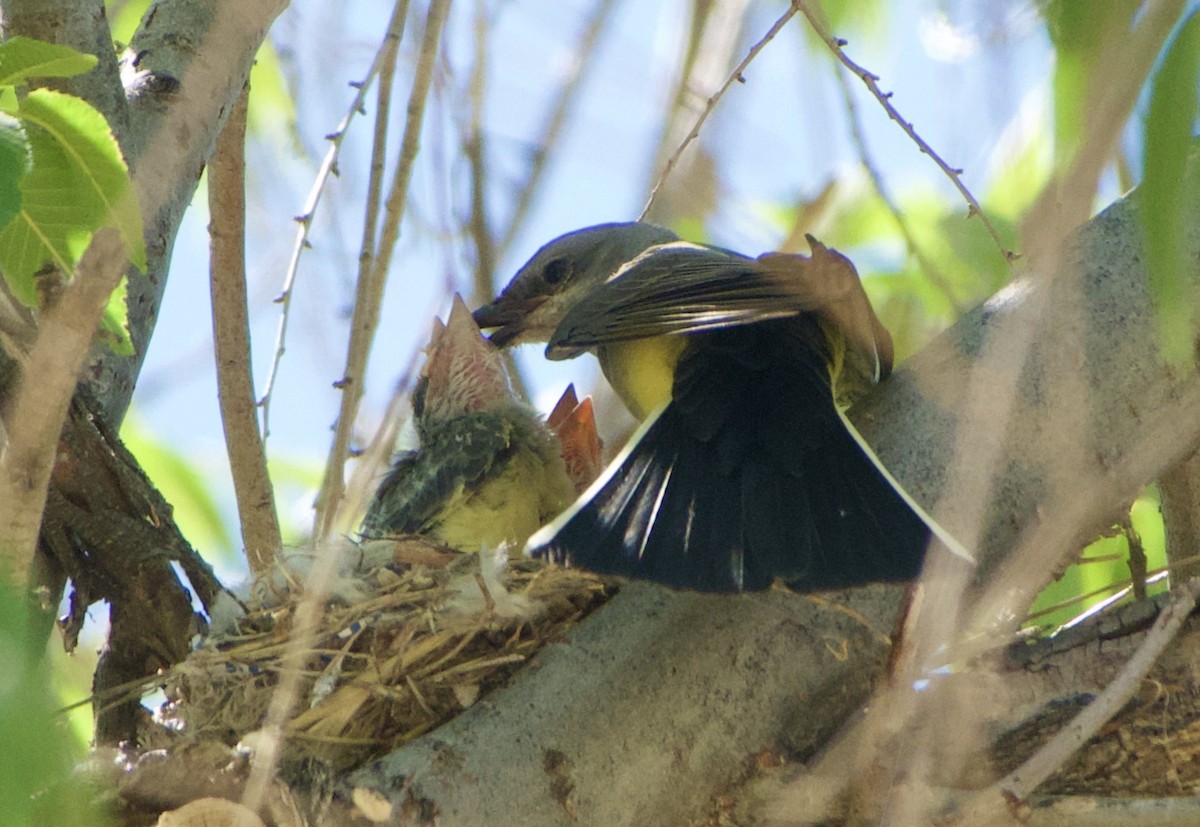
473 223 963 592
360 295 595 552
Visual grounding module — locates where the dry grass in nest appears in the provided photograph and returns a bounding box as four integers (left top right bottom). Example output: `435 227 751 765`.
148 540 614 773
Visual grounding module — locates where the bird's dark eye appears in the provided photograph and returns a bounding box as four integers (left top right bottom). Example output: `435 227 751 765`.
542 258 570 285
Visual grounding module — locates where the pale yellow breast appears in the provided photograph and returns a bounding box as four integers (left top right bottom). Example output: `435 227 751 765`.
597 336 689 420
432 439 575 552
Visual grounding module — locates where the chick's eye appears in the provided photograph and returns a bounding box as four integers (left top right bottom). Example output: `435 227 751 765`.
542 258 570 285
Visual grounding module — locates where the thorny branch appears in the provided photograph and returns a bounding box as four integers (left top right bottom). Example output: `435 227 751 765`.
260 0 410 442
794 0 1016 269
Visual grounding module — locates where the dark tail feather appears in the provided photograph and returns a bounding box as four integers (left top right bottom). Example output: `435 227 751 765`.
528 402 931 593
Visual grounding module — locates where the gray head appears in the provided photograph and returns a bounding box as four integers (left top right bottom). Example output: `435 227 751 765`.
473 222 679 347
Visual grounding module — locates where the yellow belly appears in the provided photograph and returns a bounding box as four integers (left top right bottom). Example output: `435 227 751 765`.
597 336 689 420
433 443 575 552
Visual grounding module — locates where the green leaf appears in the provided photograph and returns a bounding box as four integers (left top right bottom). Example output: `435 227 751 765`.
122 417 239 565
111 0 154 45
0 36 98 86
984 115 1053 220
0 113 31 229
0 89 144 306
247 41 298 141
97 274 133 356
1044 1 1140 168
1140 11 1200 367
0 577 111 826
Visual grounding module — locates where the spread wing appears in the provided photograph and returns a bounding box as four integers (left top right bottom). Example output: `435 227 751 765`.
528 322 930 592
547 237 892 385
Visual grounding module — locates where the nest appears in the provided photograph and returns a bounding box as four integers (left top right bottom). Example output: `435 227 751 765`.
152 540 614 774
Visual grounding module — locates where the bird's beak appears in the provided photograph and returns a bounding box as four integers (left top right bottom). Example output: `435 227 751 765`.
472 294 549 346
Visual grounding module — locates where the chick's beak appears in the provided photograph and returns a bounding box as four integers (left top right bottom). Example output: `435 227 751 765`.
472 294 549 347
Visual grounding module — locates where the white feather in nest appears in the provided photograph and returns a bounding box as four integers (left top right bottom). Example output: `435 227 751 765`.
205 537 400 639
443 544 537 621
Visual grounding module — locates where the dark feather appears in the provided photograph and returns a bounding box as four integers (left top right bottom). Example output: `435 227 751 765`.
361 412 516 538
547 243 832 356
530 319 930 593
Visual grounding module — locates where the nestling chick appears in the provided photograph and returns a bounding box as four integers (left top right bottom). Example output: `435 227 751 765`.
360 295 584 552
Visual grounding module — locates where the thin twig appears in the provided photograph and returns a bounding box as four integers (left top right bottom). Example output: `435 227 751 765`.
339 345 423 531
465 0 495 304
955 578 1200 822
639 2 798 221
208 87 281 577
259 0 410 441
827 52 964 315
794 0 1016 269
313 0 453 543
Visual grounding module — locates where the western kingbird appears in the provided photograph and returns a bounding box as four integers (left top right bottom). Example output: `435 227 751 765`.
473 222 961 592
360 295 581 551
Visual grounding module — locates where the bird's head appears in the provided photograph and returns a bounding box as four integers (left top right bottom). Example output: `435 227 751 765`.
473 222 679 349
414 294 512 429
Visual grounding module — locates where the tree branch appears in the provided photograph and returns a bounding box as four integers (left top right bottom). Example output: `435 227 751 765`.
209 87 281 577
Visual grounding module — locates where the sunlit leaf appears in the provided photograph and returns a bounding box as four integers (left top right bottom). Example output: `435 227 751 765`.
110 0 154 45
0 36 98 87
0 89 144 306
1026 490 1167 631
98 274 133 356
0 113 31 229
1140 11 1200 367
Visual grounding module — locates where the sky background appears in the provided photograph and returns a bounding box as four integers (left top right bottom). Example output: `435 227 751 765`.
122 0 1117 583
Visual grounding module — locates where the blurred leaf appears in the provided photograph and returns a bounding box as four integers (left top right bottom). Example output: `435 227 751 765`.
0 578 110 827
122 417 238 566
985 114 1053 219
805 0 888 47
819 186 898 249
937 207 1016 297
109 0 155 45
1044 1 1140 168
0 113 31 229
0 36 98 86
247 40 298 142
1140 11 1200 367
1027 490 1168 631
0 89 144 306
98 274 133 356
